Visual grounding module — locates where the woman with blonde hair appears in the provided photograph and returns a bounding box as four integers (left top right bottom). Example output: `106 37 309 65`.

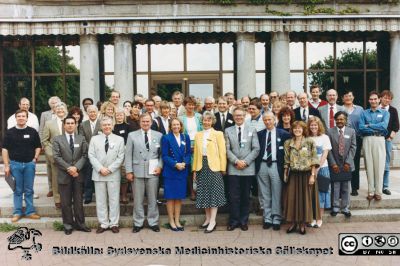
100 101 116 125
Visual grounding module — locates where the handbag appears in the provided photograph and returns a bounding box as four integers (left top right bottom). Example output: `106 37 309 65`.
5 174 16 191
317 172 330 193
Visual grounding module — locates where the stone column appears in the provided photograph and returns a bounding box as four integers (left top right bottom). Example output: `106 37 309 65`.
80 34 100 105
271 32 290 95
114 35 134 102
390 32 400 166
236 33 256 99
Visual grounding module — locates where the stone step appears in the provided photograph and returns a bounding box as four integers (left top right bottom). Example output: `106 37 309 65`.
2 209 400 230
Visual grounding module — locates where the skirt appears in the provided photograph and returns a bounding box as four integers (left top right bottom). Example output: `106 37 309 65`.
195 157 227 209
284 170 321 223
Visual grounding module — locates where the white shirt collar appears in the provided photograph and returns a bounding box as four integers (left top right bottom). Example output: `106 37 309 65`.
337 126 346 134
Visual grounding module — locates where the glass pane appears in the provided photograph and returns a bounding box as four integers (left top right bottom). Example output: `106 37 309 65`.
104 45 114 73
337 72 364 105
290 42 304 70
307 42 334 70
366 72 378 108
222 43 234 71
366 42 377 69
35 46 64 73
151 44 184 71
105 75 114 90
65 45 80 71
290 73 305 94
4 47 32 74
223 73 234 95
255 43 265 71
35 76 64 115
65 75 80 109
189 83 214 102
256 73 265 97
307 71 334 96
4 76 32 119
187 44 219 71
336 42 363 69
156 82 183 102
136 44 148 72
136 74 149 98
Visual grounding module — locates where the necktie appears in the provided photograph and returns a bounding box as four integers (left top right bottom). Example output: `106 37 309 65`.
266 131 272 167
339 129 345 157
145 132 149 151
91 123 95 133
221 113 226 131
69 134 74 154
238 127 242 147
105 136 109 153
302 109 307 122
329 106 334 128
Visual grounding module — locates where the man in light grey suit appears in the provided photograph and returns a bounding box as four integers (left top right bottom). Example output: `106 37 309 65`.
327 111 356 218
39 96 60 197
89 117 125 234
126 113 163 233
225 107 260 231
79 105 101 204
53 116 90 235
318 89 345 129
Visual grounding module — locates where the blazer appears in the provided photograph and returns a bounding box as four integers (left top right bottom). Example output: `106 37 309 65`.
39 109 53 141
293 106 321 121
225 125 260 176
327 126 357 172
192 128 227 172
42 119 63 158
79 119 101 145
52 133 88 184
88 133 125 182
214 112 235 132
151 116 171 135
386 105 400 139
318 104 345 129
161 133 192 179
125 129 163 178
256 128 291 178
179 113 203 137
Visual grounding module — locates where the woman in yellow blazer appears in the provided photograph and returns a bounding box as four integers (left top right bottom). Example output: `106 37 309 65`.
193 111 227 233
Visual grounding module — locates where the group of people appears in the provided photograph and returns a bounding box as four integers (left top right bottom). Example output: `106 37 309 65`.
2 85 398 236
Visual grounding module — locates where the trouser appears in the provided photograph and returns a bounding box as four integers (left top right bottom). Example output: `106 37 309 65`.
10 160 36 216
228 175 252 226
45 157 53 192
59 179 85 230
351 135 362 191
257 162 282 225
332 181 350 213
94 180 120 228
84 163 94 201
383 139 393 189
132 177 159 227
363 136 385 196
49 159 60 204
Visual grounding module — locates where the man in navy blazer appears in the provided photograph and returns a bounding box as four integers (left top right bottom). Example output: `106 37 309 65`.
294 92 321 122
214 96 235 132
256 112 291 231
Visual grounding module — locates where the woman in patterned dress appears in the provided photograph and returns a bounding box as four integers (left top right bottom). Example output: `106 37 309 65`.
192 111 227 233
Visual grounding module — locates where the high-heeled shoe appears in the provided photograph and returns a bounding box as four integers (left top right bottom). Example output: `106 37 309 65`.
286 224 297 234
168 223 179 232
204 223 217 234
199 223 209 229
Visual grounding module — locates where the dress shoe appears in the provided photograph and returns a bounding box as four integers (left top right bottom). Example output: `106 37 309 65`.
96 227 106 234
76 226 91 232
204 224 217 234
47 191 53 197
374 194 382 201
342 211 352 218
111 226 119 233
272 224 280 231
383 189 391 195
227 224 238 231
132 226 143 233
330 211 338 217
64 229 73 235
26 213 41 219
286 224 297 234
11 215 22 223
351 190 358 196
366 195 374 201
263 222 272 230
177 226 184 231
55 203 61 209
240 224 248 231
169 224 179 232
199 223 209 229
149 225 160 232
84 199 92 204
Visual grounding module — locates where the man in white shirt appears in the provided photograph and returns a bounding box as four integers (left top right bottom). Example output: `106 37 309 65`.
172 91 185 116
309 85 328 109
294 92 321 122
7 97 39 132
260 94 271 114
109 90 121 108
318 89 345 129
285 91 297 110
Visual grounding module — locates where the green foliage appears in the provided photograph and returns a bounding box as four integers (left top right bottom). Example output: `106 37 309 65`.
265 7 292 15
338 5 360 14
209 0 235 4
0 223 19 232
52 221 64 231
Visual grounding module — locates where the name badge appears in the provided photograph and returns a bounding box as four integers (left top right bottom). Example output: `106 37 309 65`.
248 132 252 137
377 114 383 118
344 135 350 139
302 147 308 151
240 143 245 148
119 130 125 134
23 135 30 138
279 146 284 150
152 139 157 143
228 119 233 123
242 139 248 143
73 144 79 148
181 141 186 145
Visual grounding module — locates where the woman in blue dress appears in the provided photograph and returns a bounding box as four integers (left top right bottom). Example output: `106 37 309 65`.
161 118 192 231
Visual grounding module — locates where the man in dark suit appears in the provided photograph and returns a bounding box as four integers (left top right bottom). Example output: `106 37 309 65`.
53 116 90 235
294 92 321 122
214 96 235 132
255 111 291 231
79 105 101 204
327 111 356 218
